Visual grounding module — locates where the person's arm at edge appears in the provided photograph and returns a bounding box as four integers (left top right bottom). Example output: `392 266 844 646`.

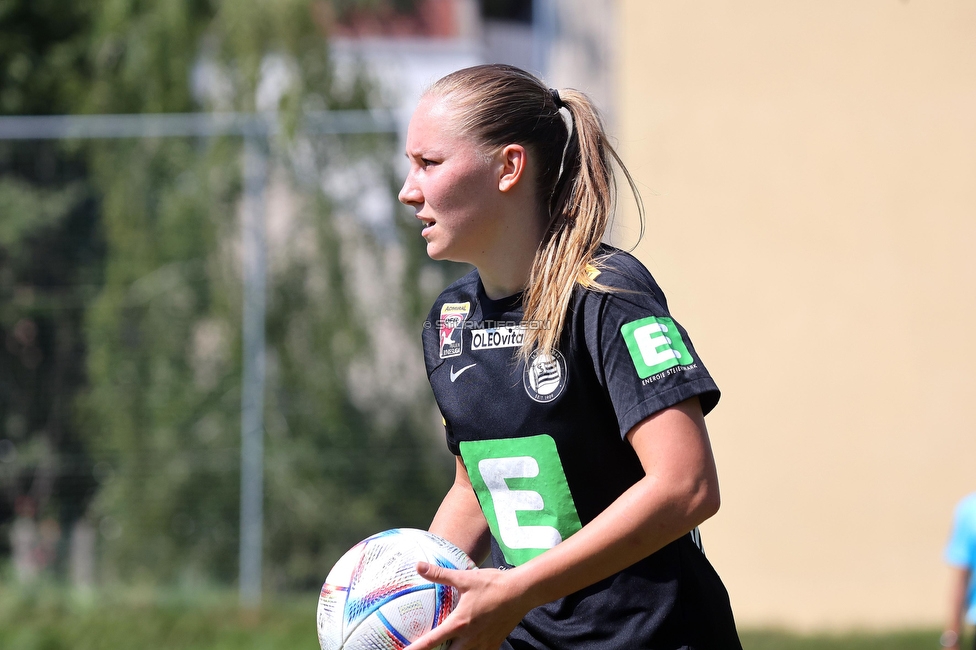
409 396 721 650
943 565 971 650
429 455 492 566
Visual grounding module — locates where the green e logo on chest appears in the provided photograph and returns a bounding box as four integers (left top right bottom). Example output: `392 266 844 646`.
460 434 582 566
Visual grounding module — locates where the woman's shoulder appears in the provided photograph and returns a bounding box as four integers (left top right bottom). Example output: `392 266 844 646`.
588 244 666 300
954 493 976 520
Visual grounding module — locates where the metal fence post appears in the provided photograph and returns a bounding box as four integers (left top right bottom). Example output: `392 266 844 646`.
239 133 267 609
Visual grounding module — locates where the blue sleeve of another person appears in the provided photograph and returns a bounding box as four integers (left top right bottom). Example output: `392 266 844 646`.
946 493 976 623
946 494 976 569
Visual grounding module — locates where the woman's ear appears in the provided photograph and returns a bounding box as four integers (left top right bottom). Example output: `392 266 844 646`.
497 144 527 193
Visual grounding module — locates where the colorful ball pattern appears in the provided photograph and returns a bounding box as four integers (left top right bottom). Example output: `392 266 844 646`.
317 528 477 650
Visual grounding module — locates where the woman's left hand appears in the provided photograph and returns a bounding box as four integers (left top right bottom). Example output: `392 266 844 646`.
406 562 529 650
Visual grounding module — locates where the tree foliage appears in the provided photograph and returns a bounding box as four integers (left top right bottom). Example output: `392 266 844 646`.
1 0 455 590
0 0 101 567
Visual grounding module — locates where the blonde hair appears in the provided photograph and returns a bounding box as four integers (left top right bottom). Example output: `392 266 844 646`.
427 64 642 361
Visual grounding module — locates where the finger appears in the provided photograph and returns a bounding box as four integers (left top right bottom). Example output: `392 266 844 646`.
416 561 463 587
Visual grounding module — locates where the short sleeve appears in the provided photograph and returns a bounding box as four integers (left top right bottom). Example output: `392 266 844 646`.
582 260 720 439
946 495 976 568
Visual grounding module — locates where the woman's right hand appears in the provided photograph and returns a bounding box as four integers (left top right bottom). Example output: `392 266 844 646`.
407 562 530 650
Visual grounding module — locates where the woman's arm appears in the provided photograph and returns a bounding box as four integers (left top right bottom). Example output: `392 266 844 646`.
409 396 721 650
429 455 492 566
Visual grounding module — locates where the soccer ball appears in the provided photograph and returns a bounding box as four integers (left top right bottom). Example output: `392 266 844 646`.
317 528 477 650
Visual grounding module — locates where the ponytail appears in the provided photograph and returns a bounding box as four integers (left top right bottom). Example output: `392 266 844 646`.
519 88 643 362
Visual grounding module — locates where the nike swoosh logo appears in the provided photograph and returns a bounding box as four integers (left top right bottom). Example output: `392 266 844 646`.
450 363 477 382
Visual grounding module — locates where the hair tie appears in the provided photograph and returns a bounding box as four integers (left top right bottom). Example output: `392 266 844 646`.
549 88 564 108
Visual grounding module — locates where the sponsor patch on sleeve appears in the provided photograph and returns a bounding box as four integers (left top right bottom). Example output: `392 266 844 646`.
620 316 694 380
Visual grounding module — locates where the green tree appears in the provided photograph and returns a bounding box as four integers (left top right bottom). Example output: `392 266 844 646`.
0 0 100 572
81 0 454 589
3 0 455 590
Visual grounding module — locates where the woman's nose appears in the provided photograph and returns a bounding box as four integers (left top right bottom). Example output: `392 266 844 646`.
398 175 421 206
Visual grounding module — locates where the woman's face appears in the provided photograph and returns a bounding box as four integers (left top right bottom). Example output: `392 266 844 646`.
398 95 502 264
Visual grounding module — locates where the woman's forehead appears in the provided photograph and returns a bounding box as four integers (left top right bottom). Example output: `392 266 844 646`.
416 94 459 127
407 95 470 146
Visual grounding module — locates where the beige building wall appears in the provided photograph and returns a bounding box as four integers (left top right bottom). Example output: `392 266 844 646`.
616 1 976 630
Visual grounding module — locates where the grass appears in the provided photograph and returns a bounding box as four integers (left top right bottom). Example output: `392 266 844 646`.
0 585 944 649
740 629 941 649
0 585 318 650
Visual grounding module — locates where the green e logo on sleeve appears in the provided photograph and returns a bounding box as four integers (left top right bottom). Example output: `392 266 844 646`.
460 435 582 566
621 316 694 379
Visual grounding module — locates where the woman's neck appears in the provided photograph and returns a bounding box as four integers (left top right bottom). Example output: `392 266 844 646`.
478 256 533 299
475 215 545 299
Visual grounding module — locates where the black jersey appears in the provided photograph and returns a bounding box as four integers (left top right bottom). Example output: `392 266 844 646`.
421 247 741 649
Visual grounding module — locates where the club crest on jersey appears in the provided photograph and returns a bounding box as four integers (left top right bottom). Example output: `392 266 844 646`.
439 302 470 359
523 350 567 403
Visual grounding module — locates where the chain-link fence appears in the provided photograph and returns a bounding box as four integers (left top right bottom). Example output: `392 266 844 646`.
0 112 461 600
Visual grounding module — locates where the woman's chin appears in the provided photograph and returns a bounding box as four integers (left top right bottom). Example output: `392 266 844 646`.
425 241 450 261
425 238 472 264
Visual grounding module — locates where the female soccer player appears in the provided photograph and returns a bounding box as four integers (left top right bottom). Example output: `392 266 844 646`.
399 64 741 650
